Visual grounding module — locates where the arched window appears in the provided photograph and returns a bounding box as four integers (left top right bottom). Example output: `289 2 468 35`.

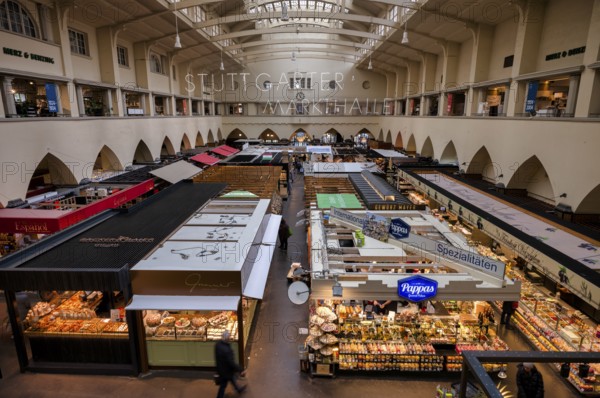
150 53 163 74
0 1 37 38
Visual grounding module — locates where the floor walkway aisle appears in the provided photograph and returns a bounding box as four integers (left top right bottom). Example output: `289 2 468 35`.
0 174 584 398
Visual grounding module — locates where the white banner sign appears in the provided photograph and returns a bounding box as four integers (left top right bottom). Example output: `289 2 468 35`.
329 208 505 280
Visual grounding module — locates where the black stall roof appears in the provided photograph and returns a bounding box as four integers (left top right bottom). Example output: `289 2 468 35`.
0 182 226 291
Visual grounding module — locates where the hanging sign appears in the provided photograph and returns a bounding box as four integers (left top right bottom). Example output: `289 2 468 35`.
398 275 438 302
45 83 58 112
524 81 539 113
389 218 411 240
362 212 390 242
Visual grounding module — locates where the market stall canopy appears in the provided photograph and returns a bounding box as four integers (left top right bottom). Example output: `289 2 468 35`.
306 146 333 155
372 149 409 158
316 193 362 209
212 145 239 157
0 180 154 234
126 295 240 311
190 153 221 166
243 214 280 300
221 191 258 198
310 162 378 174
149 161 203 184
0 182 226 292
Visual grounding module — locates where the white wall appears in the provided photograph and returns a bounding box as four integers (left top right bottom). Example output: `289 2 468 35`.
535 0 593 71
455 38 473 86
117 42 137 87
0 31 64 76
69 22 102 82
487 19 518 80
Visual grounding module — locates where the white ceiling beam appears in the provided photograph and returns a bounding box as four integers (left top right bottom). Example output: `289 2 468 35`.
225 38 371 50
213 26 383 41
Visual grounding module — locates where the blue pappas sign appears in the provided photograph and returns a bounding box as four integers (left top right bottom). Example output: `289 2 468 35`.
389 218 411 239
397 275 438 302
524 81 539 113
45 83 58 113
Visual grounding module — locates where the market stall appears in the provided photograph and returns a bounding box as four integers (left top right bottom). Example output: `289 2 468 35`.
0 182 227 375
300 209 521 377
128 198 280 370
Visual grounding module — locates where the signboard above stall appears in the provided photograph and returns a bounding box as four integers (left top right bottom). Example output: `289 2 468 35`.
389 218 411 240
397 275 438 302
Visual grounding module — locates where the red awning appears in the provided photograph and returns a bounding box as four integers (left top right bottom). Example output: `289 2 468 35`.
0 179 154 234
211 146 233 157
190 153 220 165
221 145 240 154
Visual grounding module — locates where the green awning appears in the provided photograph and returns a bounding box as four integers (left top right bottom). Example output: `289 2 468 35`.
316 193 362 209
221 190 258 198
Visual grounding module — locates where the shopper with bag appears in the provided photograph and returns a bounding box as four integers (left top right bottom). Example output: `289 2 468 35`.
278 219 292 250
215 331 246 398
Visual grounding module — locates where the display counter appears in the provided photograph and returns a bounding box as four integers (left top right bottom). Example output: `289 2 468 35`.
139 299 256 367
22 290 130 364
496 272 600 394
305 300 508 374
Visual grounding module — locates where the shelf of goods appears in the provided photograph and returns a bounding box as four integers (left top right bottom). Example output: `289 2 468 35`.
144 310 238 341
24 291 128 338
307 303 508 373
499 274 600 395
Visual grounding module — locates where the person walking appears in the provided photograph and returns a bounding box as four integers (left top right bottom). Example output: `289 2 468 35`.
500 300 517 327
278 218 291 250
516 362 544 398
215 331 246 398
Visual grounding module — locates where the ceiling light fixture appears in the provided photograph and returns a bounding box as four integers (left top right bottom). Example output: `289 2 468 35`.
220 50 225 71
291 50 296 61
401 19 409 44
281 2 289 21
174 1 182 48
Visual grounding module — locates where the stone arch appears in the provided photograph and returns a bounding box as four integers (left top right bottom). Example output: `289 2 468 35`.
195 131 205 147
322 128 343 144
406 134 417 154
394 132 404 149
439 141 458 165
161 136 176 156
181 134 192 151
377 129 384 141
506 155 556 204
26 153 78 194
227 129 248 146
259 129 279 141
355 129 374 149
465 146 500 182
420 137 434 158
207 130 215 145
217 128 223 143
576 185 600 214
290 129 312 144
385 130 392 144
93 145 123 172
133 140 153 163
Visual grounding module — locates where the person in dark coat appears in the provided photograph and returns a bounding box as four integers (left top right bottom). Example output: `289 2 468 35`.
500 300 517 327
517 363 544 398
215 331 246 398
278 219 291 250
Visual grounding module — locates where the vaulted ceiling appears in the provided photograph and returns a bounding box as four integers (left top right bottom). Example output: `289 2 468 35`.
61 0 517 73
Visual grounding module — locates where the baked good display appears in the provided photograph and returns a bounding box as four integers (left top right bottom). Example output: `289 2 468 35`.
161 316 176 326
175 318 191 328
191 317 208 328
145 314 162 327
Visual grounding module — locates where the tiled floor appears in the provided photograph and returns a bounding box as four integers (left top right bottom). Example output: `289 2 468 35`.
0 175 583 398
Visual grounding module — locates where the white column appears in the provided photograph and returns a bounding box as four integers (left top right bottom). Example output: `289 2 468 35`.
565 75 580 117
141 94 148 116
76 85 85 116
2 77 17 116
105 90 113 116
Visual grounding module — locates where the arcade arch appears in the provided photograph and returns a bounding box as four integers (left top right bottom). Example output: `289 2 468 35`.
507 155 555 204
161 137 176 157
440 141 458 165
259 129 279 142
133 140 153 163
421 137 434 158
26 153 78 195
